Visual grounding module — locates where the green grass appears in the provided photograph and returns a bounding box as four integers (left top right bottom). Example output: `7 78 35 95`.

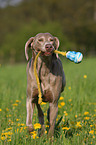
0 57 96 145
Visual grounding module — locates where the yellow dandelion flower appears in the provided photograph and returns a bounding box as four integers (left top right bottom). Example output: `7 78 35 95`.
20 123 25 126
62 127 70 130
68 86 71 90
62 119 65 122
65 113 68 116
7 139 11 142
46 125 49 128
83 75 87 79
84 117 90 120
18 123 21 126
60 102 65 106
90 125 93 127
64 111 66 114
24 127 28 130
16 100 21 103
76 121 82 128
68 99 72 102
16 119 20 121
45 130 47 134
84 112 89 115
58 105 62 108
0 108 2 111
59 96 64 100
12 103 18 106
41 102 46 105
20 127 23 132
76 133 80 136
7 127 12 131
34 123 41 129
64 111 68 116
32 133 37 139
75 115 77 118
6 108 9 111
56 118 58 121
1 136 6 140
89 130 94 134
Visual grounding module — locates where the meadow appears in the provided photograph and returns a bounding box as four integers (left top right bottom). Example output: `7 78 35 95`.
0 57 96 145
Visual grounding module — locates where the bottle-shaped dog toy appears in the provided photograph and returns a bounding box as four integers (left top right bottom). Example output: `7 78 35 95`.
66 51 83 63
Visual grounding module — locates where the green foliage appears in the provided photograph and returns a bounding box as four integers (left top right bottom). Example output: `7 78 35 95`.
0 58 96 144
0 0 96 63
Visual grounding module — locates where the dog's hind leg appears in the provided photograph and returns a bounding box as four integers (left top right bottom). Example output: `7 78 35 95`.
48 102 58 137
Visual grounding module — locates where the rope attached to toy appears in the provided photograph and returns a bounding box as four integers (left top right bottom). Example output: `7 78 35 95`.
54 50 66 56
34 51 42 104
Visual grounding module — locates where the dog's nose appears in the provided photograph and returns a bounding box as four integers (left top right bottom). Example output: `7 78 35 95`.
45 44 53 51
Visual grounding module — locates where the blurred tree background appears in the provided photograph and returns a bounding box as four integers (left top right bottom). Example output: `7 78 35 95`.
0 0 96 63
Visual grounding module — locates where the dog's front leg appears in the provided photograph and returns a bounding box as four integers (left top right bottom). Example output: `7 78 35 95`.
26 97 35 133
36 103 45 136
48 102 58 137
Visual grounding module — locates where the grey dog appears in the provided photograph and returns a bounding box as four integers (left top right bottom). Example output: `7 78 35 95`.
25 33 66 137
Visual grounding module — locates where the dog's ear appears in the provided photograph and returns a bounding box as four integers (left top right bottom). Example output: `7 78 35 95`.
54 37 59 58
25 37 34 61
54 37 59 50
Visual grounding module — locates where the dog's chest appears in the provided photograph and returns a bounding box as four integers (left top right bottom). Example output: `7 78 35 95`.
39 62 60 91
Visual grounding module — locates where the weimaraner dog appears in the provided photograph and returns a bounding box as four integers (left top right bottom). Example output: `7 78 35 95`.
25 33 66 137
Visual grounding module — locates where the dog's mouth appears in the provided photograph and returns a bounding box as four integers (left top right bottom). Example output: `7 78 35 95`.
42 51 53 56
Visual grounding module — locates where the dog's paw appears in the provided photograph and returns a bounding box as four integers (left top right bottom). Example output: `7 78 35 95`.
28 126 35 134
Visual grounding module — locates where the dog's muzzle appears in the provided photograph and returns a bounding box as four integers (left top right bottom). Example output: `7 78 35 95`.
43 44 54 56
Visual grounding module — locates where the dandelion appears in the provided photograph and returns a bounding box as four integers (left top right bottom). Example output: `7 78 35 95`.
24 127 27 130
75 115 77 118
84 117 90 120
60 102 65 106
30 131 37 139
20 123 25 126
41 102 46 105
58 105 62 108
90 125 93 127
0 108 2 111
64 111 68 116
46 125 49 128
16 119 20 121
83 75 87 79
65 113 68 116
12 103 18 106
7 139 11 142
62 127 70 130
1 136 6 140
6 108 9 111
59 96 64 100
76 133 80 136
84 112 89 115
68 86 71 90
76 121 82 128
68 99 72 102
34 123 41 129
45 130 47 134
16 100 21 103
89 130 94 134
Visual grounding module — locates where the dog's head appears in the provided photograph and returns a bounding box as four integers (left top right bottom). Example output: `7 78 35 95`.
25 33 59 60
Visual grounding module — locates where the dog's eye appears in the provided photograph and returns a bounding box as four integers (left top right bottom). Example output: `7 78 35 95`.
50 39 54 42
38 38 43 42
